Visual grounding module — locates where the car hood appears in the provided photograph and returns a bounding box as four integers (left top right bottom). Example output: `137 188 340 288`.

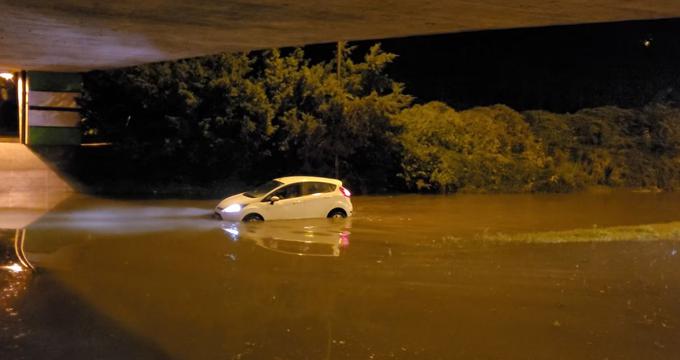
216 193 259 209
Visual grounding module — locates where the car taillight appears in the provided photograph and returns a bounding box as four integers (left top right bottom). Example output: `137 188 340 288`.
340 186 351 197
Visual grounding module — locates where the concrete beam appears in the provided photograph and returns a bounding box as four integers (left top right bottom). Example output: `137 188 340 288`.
1 1 679 71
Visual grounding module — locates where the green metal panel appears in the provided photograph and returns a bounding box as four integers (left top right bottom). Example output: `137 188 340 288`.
28 126 81 145
27 71 82 92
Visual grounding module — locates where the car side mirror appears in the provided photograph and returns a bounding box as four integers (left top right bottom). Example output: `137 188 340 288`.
270 196 280 205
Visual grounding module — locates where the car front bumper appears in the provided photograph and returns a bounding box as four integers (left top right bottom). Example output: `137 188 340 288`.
214 208 243 221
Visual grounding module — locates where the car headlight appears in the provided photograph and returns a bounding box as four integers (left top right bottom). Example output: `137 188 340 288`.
223 204 242 213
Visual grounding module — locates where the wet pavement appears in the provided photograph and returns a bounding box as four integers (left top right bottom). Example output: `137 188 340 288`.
2 191 680 359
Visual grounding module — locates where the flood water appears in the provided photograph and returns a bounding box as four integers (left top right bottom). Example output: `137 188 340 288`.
2 191 680 359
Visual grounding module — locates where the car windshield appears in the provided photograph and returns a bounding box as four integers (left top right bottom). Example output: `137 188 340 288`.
243 180 283 198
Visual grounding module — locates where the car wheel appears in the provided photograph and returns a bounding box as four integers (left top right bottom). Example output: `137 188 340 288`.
327 209 347 219
242 213 264 222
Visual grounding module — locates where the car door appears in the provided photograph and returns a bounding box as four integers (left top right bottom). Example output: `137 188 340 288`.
261 183 304 220
300 182 337 218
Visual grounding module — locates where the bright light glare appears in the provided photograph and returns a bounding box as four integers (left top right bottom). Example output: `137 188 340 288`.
221 224 240 241
223 204 242 213
0 72 13 80
3 263 24 273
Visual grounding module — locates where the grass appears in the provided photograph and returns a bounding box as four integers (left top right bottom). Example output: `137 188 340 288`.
483 221 680 243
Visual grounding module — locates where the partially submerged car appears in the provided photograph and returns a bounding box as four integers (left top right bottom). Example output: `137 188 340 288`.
215 176 353 222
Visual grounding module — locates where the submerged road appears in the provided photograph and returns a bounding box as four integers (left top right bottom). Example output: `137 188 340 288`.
2 192 680 359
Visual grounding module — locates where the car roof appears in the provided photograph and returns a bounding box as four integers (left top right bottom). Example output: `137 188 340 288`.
274 176 342 185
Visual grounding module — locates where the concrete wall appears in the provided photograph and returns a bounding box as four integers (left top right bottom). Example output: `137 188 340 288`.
0 143 73 228
1 72 81 228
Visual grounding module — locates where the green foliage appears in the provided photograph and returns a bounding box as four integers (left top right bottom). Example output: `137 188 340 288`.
80 44 410 191
79 53 273 179
79 44 680 194
394 102 546 193
397 101 680 193
257 44 411 190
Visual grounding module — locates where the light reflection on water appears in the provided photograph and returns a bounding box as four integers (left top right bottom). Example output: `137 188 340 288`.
2 263 25 273
31 206 215 233
1 192 680 359
0 266 29 321
222 220 352 257
1 229 32 352
29 203 355 257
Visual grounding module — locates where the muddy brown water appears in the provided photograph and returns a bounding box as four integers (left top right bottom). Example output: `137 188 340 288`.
2 191 680 359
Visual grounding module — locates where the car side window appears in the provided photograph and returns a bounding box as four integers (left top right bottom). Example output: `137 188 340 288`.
267 183 302 200
302 182 336 196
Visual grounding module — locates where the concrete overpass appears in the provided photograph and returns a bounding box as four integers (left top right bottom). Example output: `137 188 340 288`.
1 0 680 72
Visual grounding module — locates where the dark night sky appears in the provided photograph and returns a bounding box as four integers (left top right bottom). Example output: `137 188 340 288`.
303 18 680 113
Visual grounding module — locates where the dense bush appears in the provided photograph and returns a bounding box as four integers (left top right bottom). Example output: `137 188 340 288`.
397 102 680 193
394 102 546 193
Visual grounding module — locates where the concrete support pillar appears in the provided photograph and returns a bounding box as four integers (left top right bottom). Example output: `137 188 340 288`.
17 71 28 144
2 72 77 229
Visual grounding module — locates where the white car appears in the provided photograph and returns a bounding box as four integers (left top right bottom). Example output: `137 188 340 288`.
214 176 353 222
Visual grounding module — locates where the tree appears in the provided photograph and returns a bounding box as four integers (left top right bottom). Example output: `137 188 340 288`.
79 53 273 180
257 44 412 191
80 44 411 191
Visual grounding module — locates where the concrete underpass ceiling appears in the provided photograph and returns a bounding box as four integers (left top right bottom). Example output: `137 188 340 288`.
1 1 680 72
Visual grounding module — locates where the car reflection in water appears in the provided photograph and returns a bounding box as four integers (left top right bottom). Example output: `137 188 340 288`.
222 218 351 257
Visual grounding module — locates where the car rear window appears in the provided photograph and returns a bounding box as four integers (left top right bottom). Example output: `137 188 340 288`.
302 182 336 195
